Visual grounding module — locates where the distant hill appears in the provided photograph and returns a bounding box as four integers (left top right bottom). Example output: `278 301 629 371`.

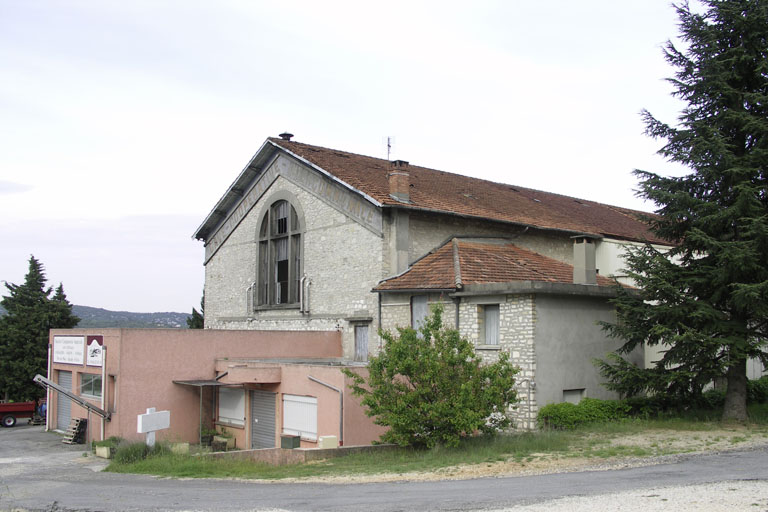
0 304 191 328
72 306 190 328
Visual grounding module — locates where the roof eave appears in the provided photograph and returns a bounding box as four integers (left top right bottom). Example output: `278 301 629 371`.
193 139 277 241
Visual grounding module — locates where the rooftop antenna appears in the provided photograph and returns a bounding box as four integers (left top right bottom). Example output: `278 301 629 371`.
385 136 395 161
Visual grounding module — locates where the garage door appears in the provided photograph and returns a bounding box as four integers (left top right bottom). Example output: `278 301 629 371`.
250 390 276 449
56 371 72 431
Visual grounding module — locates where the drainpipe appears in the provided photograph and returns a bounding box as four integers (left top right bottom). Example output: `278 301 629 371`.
377 292 382 350
308 376 343 446
101 345 107 441
46 343 52 432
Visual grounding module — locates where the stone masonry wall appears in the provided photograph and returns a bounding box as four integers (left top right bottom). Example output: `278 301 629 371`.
205 172 384 360
458 294 538 430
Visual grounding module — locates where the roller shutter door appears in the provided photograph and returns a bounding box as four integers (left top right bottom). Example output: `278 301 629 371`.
56 371 72 430
250 390 276 449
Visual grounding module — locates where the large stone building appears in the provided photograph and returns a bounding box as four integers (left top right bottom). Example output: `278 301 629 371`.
194 134 668 428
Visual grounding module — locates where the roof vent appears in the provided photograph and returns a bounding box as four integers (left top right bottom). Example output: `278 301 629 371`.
279 132 294 141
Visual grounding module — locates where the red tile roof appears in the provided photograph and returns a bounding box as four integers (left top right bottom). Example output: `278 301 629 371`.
374 239 618 291
270 138 666 244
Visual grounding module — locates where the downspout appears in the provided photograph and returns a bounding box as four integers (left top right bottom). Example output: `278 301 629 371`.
452 238 463 330
46 343 52 432
308 376 343 446
377 292 382 350
101 345 107 441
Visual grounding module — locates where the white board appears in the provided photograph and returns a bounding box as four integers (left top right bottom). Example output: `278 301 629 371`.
53 336 85 365
137 409 170 434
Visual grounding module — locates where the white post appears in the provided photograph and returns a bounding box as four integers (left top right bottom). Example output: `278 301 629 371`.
145 407 156 447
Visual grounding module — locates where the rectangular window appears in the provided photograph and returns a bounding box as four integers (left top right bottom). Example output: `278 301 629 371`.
563 388 585 404
484 305 500 345
282 394 317 441
411 295 429 330
80 374 102 398
354 325 369 362
218 387 245 426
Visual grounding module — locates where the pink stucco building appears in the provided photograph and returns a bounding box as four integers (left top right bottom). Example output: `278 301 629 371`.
47 328 385 449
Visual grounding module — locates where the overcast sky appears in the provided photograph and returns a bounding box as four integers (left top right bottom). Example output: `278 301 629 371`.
1 1 692 313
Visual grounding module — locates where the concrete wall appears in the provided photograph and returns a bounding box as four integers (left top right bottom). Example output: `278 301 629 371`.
533 295 643 407
48 328 341 444
407 211 574 266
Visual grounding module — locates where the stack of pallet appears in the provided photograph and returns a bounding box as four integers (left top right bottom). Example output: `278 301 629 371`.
62 418 87 444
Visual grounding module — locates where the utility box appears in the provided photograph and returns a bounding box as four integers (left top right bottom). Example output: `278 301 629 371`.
318 436 338 449
281 434 300 449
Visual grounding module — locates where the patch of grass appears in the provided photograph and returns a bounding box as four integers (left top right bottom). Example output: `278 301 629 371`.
105 415 768 480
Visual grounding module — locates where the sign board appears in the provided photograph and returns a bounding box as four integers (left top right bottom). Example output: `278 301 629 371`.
137 407 170 448
53 336 85 365
86 335 103 367
137 408 170 434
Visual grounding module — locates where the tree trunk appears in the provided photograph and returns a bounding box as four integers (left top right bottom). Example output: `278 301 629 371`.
722 356 748 422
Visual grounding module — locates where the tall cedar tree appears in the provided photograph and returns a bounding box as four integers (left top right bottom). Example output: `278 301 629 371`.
186 292 204 329
0 257 79 401
599 0 768 421
343 305 518 448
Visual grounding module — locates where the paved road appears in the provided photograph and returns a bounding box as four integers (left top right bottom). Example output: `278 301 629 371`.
1 424 767 512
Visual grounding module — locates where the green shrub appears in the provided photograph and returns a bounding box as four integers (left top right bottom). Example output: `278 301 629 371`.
344 305 518 449
538 398 630 429
748 376 768 404
113 441 170 464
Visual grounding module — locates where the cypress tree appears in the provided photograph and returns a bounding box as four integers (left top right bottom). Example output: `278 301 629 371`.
600 0 768 422
0 256 79 401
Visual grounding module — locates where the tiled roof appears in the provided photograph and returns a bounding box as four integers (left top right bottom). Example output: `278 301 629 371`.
270 138 666 244
374 239 618 291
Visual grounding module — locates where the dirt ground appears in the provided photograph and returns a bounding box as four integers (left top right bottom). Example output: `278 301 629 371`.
290 426 768 484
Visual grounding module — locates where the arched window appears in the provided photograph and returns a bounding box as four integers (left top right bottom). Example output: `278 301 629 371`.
258 200 302 306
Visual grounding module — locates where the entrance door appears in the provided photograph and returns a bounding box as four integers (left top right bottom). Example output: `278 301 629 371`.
250 390 276 449
56 371 72 430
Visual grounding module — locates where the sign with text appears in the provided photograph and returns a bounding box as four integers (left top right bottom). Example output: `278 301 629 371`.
53 336 85 365
86 335 103 367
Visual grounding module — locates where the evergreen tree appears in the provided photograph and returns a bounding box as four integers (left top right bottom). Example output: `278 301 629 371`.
186 292 204 329
599 0 768 421
0 256 79 401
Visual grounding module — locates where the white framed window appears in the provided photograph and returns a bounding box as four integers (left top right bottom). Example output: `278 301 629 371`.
80 374 102 398
282 394 317 441
411 295 429 330
218 387 245 426
484 304 500 346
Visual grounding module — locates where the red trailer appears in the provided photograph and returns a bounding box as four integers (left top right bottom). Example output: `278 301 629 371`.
0 401 38 427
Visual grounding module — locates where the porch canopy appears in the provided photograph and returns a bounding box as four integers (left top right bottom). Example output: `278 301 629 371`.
173 379 241 445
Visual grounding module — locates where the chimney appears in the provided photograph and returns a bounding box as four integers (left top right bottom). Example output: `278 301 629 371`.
572 236 597 285
279 132 294 141
388 160 410 203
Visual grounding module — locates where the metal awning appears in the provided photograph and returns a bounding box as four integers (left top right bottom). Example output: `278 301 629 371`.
173 379 229 387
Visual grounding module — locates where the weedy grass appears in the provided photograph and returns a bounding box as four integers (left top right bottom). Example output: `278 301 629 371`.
105 416 768 480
